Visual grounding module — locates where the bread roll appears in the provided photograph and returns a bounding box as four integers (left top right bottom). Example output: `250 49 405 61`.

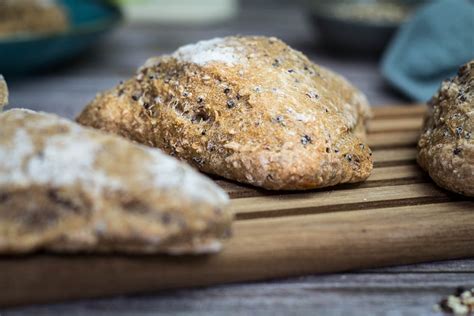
417 61 474 196
77 36 373 190
0 0 68 37
0 109 231 254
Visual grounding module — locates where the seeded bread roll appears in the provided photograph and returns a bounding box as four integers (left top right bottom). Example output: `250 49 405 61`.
417 61 474 196
77 36 373 190
0 109 231 254
0 75 7 111
0 0 68 37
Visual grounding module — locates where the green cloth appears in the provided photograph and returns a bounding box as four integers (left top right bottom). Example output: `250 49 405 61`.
381 0 474 102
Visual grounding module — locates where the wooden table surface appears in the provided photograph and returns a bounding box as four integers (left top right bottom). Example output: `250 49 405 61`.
2 1 472 315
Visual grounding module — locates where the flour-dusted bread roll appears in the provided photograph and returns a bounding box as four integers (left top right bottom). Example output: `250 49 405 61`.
0 0 68 37
0 75 7 110
0 109 231 254
418 61 474 196
77 36 373 190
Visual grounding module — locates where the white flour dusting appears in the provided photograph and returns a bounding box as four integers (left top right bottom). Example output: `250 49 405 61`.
0 109 228 206
173 37 243 66
0 110 120 193
146 149 229 205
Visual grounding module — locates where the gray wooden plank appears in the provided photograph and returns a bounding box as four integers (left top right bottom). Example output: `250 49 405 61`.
3 273 472 316
362 259 474 273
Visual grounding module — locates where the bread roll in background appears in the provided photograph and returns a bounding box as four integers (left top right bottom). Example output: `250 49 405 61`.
77 36 373 190
0 109 231 255
0 0 68 37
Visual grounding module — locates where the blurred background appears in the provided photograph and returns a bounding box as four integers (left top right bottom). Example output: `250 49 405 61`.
1 0 472 118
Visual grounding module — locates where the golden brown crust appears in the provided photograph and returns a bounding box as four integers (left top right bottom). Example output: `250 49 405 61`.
0 109 231 254
417 61 474 196
0 75 7 111
77 36 373 190
0 0 68 37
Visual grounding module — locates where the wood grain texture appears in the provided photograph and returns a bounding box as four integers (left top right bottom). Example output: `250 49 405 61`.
0 100 474 305
367 117 423 133
231 183 456 219
1 202 473 307
3 271 472 316
367 131 420 148
372 148 417 167
0 105 473 308
371 105 427 118
216 164 429 199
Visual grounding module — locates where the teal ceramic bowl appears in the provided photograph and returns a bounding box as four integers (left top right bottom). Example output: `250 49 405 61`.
0 0 122 75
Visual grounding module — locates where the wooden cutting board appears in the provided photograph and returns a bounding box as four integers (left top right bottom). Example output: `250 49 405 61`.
1 105 473 307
